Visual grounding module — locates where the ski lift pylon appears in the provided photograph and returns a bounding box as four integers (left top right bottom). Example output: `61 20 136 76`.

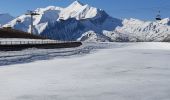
25 10 40 34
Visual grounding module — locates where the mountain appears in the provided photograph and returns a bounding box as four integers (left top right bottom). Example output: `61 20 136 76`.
3 1 170 42
114 18 170 42
4 6 62 34
77 30 110 42
59 0 106 20
0 13 14 27
3 1 122 41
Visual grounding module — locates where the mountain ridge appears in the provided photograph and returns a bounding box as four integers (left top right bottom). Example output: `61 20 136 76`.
2 1 170 42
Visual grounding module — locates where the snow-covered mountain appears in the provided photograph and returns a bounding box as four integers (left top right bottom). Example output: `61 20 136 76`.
77 31 110 42
4 6 62 34
115 18 170 42
90 18 170 42
3 1 170 42
59 1 106 20
3 1 122 41
0 13 14 27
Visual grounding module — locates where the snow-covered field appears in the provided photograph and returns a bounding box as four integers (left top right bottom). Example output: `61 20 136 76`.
0 42 170 100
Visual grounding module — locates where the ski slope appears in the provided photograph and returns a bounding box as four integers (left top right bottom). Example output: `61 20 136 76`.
0 42 170 100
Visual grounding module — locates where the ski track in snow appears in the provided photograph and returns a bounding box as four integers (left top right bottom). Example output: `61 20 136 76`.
0 42 111 66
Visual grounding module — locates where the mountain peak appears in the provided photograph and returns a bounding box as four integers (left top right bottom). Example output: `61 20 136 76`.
73 0 83 5
60 1 104 20
35 6 62 14
69 0 84 7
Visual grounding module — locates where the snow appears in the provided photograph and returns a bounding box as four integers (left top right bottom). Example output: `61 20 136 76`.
59 1 99 20
0 42 170 100
4 6 62 34
115 18 170 42
78 31 109 42
159 18 170 25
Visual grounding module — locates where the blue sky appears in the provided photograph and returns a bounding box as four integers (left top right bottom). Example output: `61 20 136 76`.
0 0 170 20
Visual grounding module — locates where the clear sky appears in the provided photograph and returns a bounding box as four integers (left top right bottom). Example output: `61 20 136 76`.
0 0 170 20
